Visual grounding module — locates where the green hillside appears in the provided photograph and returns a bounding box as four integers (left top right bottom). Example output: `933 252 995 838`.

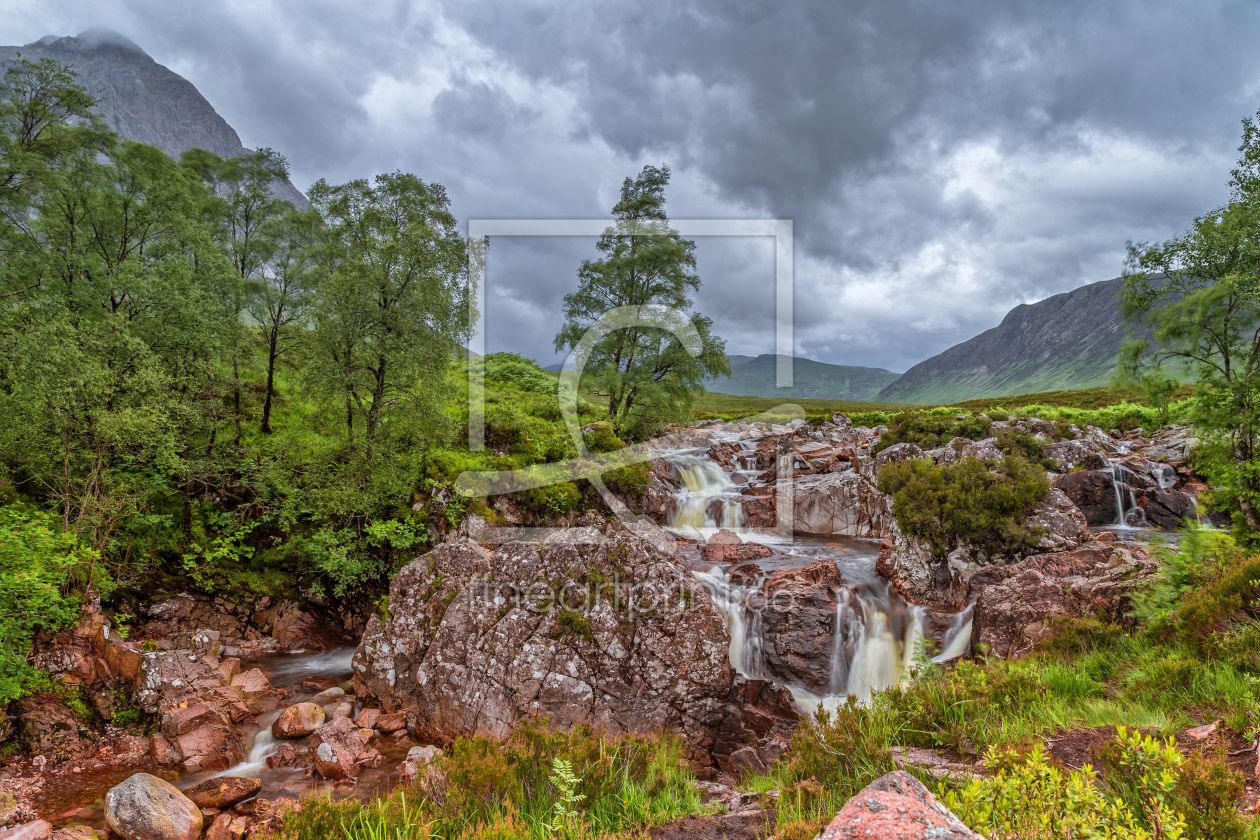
704 354 901 401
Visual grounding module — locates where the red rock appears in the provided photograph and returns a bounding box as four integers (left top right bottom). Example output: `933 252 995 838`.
0 820 52 840
354 708 381 729
179 776 261 809
311 717 369 780
375 712 407 733
272 703 325 738
702 529 743 562
821 771 981 839
300 676 340 691
148 734 180 766
174 723 244 773
230 669 272 698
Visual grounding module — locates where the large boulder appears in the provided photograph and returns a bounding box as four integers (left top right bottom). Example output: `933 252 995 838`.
104 773 203 840
310 716 371 780
353 528 795 774
970 531 1158 658
1024 488 1090 551
788 471 896 538
11 692 96 765
821 771 982 840
1057 469 1119 525
135 592 349 656
272 703 325 738
754 561 857 695
1043 440 1107 472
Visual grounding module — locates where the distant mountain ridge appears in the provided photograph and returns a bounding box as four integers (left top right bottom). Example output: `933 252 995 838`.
0 29 307 207
876 277 1148 405
705 354 901 401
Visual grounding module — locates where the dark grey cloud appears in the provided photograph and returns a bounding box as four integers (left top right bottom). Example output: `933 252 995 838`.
2 0 1258 371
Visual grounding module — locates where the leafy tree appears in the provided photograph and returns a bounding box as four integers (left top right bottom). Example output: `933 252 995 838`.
182 147 292 444
247 206 322 433
554 165 728 440
1123 111 1260 534
305 172 472 445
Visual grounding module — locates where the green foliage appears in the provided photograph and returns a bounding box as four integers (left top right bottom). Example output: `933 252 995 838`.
945 734 1185 839
524 482 582 517
1123 110 1260 536
0 506 98 702
877 455 1050 558
555 610 594 643
581 422 623 454
267 724 707 840
872 412 992 454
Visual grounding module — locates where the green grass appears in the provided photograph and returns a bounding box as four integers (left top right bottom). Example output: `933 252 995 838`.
265 725 711 840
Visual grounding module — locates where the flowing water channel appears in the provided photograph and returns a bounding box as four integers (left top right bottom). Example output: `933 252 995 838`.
659 444 972 713
43 647 413 830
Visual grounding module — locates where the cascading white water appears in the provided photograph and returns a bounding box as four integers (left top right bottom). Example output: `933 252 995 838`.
828 589 852 694
213 710 282 777
1110 464 1149 529
666 452 746 533
933 602 974 663
667 440 937 711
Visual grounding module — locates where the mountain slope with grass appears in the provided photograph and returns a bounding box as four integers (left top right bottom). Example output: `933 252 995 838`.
703 353 901 400
0 29 308 206
877 277 1149 405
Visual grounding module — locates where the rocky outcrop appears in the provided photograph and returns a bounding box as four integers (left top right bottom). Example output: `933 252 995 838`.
311 717 374 780
1057 470 1120 525
788 471 896 538
134 592 349 657
104 774 203 840
1025 488 1090 551
30 593 142 721
821 770 982 839
352 528 797 775
753 561 857 695
970 531 1158 658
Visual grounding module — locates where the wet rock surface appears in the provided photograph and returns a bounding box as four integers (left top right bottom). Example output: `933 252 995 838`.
353 527 796 774
103 774 202 840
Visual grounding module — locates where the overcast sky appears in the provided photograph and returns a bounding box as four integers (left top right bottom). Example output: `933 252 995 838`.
3 1 1258 372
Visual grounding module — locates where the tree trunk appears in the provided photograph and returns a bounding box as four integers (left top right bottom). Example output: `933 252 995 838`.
232 344 243 447
261 325 279 434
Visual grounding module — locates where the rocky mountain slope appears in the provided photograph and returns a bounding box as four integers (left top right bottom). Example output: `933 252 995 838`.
704 354 901 401
876 277 1147 404
0 29 307 207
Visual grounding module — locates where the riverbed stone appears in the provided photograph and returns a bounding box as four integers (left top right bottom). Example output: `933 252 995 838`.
309 687 345 705
311 716 370 780
375 711 406 733
353 708 381 729
104 773 203 840
0 821 52 840
179 776 261 810
272 702 325 738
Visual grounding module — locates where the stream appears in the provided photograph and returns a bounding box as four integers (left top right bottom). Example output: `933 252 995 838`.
43 647 414 830
659 441 972 714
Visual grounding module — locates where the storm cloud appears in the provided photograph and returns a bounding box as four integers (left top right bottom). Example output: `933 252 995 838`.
2 0 1257 371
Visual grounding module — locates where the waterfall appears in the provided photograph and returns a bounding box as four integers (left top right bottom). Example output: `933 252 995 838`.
213 710 281 778
933 603 974 663
666 452 745 533
828 589 852 694
1110 464 1149 529
844 599 926 704
693 566 763 675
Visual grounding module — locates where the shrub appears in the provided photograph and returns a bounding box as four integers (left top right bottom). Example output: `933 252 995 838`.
524 481 583 516
582 422 624 454
877 455 1050 558
946 733 1186 839
872 412 992 454
603 463 650 498
0 506 99 703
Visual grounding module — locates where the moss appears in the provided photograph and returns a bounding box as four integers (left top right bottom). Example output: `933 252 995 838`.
556 610 595 643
